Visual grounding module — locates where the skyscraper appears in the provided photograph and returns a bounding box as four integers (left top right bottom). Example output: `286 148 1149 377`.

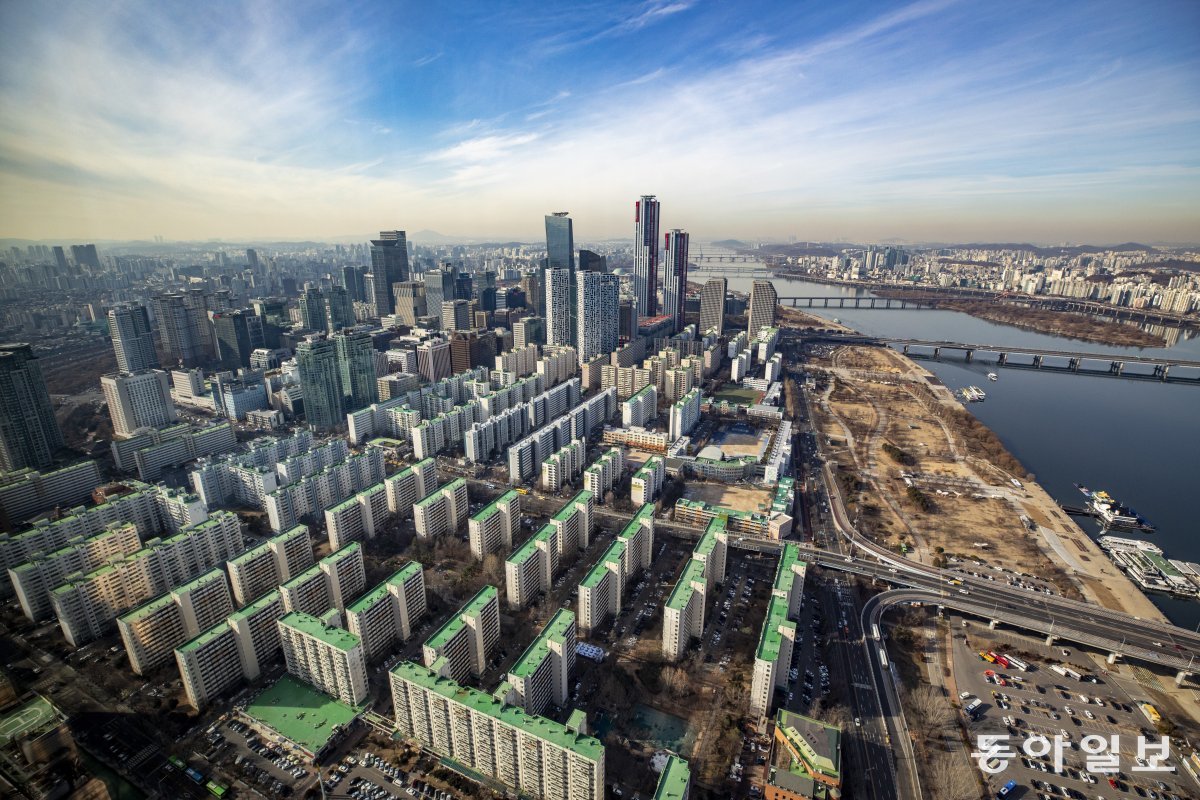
416 339 452 382
545 213 575 271
52 246 68 272
579 249 607 273
152 293 207 367
341 265 366 302
0 343 63 470
101 370 177 437
662 229 690 334
296 338 344 430
368 231 410 316
441 300 471 332
747 280 778 338
299 286 326 331
545 268 573 347
108 303 160 374
246 249 260 271
513 317 545 349
633 195 661 317
699 278 728 336
392 281 426 326
211 309 265 370
520 271 544 317
325 286 355 332
576 272 620 365
334 332 378 411
424 266 456 316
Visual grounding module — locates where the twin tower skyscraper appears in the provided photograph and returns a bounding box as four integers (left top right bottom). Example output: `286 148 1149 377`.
544 196 689 366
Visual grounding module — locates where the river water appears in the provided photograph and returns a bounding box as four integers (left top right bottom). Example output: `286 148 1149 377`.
715 266 1200 628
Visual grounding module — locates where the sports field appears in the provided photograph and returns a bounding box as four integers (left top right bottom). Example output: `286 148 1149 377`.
0 696 61 745
711 384 764 406
244 676 360 754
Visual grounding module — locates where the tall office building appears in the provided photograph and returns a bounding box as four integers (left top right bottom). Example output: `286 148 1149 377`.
108 303 160 374
423 266 456 317
211 309 264 370
633 195 661 317
325 286 356 331
296 338 344 430
520 271 545 317
101 370 177 437
0 344 63 471
747 280 778 338
152 294 207 367
545 213 577 343
545 269 573 347
662 229 690 334
392 281 426 326
334 331 378 411
513 317 545 349
578 249 607 273
299 286 326 331
576 272 620 365
246 248 260 270
341 265 366 302
441 300 471 332
368 231 410 316
52 246 69 272
71 244 101 270
699 278 727 336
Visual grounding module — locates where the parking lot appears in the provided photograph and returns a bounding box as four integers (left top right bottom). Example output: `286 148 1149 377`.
323 750 465 799
952 620 1198 800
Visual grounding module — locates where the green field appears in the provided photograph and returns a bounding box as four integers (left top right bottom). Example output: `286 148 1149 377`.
244 676 360 754
0 696 61 745
711 384 764 406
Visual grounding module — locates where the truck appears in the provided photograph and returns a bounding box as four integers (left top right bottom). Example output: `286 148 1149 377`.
991 652 1011 669
980 651 997 663
997 779 1018 798
1004 654 1029 672
964 698 983 716
1050 663 1080 679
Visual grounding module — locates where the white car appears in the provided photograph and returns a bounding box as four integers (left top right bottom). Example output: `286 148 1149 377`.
959 691 972 700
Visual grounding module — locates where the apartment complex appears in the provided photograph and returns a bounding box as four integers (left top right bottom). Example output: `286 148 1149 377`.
226 524 313 605
582 448 624 502
383 458 437 516
345 562 427 661
391 661 605 800
118 568 233 675
413 478 468 538
506 609 576 717
467 490 520 560
278 611 369 705
325 481 389 550
506 492 593 609
662 519 728 662
278 542 364 617
668 388 702 443
621 384 657 428
421 586 500 683
577 504 655 634
540 439 585 493
750 544 806 717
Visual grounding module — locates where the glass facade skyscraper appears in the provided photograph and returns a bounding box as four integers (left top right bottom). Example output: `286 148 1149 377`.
0 343 63 470
633 196 660 317
369 230 410 316
296 338 343 430
108 303 160 374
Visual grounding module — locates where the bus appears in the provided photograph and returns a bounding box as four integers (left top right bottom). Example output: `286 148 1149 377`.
878 647 889 669
871 624 882 641
991 652 1011 669
1005 654 1029 672
979 651 997 663
206 781 228 798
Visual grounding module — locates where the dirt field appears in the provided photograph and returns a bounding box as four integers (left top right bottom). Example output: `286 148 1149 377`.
683 482 774 514
711 429 769 458
806 344 1165 620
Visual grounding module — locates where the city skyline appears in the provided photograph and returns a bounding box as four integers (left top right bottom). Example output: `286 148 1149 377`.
1 1 1197 244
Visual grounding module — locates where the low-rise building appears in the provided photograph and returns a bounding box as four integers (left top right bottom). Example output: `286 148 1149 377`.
653 755 692 800
767 710 842 799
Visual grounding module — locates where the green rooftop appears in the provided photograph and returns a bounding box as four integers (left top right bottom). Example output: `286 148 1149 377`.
326 494 360 514
230 541 271 566
244 675 360 755
776 709 841 783
229 590 282 622
510 609 575 679
425 586 497 652
279 611 361 652
177 619 234 654
346 562 423 615
275 525 309 544
756 595 795 663
508 524 555 566
665 559 706 611
552 491 593 522
119 591 176 624
320 541 361 566
471 490 519 523
0 696 64 746
619 504 656 540
581 540 626 589
773 543 805 596
390 661 603 761
281 563 323 591
629 384 656 401
172 568 228 598
653 755 692 800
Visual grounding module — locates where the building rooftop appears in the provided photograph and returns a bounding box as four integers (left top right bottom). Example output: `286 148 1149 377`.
581 540 626 590
665 559 706 611
320 541 361 566
653 755 692 800
346 562 423 615
756 595 795 663
229 541 272 566
172 568 227 598
275 525 309 543
390 661 603 761
244 675 360 755
228 590 282 622
776 709 842 783
471 490 520 523
425 586 496 652
774 542 805 595
281 563 323 591
508 524 555 566
119 591 176 624
279 611 361 652
177 619 234 654
509 609 575 679
628 383 656 402
552 490 593 522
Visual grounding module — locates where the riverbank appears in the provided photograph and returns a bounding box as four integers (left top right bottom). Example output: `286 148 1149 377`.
798 336 1167 622
872 292 1165 348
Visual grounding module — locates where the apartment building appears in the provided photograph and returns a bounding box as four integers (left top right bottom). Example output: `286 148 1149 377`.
278 611 369 705
621 383 657 427
750 594 797 718
278 562 332 618
505 524 559 609
468 490 520 560
577 539 626 635
662 559 707 662
582 448 624 502
668 388 702 443
692 520 729 590
413 478 468 538
507 609 576 716
384 458 437 515
653 756 692 800
0 461 102 528
345 562 427 661
551 490 594 554
540 439 585 493
421 585 500 683
631 456 666 506
390 660 605 800
176 622 243 709
228 588 286 680
325 481 389 550
319 542 366 613
118 568 233 675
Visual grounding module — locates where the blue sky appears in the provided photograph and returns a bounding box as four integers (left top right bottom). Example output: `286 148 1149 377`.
0 0 1197 243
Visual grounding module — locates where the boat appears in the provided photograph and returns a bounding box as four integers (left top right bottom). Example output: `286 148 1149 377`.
1074 483 1092 498
959 385 987 402
1090 489 1155 531
987 372 998 381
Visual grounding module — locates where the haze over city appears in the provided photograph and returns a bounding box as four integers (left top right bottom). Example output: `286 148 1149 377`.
1 0 1198 244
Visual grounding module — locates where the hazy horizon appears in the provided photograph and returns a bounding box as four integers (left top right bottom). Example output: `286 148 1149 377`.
1 1 1197 244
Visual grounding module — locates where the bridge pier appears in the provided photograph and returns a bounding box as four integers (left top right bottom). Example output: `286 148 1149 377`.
988 620 1000 630
997 352 1008 366
1107 652 1121 665
1154 364 1171 381
1176 670 1193 687
933 347 941 359
1110 360 1124 376
965 350 974 363
1032 355 1044 368
1045 635 1056 646
1069 358 1080 372
902 345 909 355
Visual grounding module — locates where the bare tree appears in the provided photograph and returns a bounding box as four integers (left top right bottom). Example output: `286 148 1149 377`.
907 684 952 734
482 553 504 584
926 753 981 800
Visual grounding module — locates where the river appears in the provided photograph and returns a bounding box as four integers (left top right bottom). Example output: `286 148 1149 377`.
713 263 1200 628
